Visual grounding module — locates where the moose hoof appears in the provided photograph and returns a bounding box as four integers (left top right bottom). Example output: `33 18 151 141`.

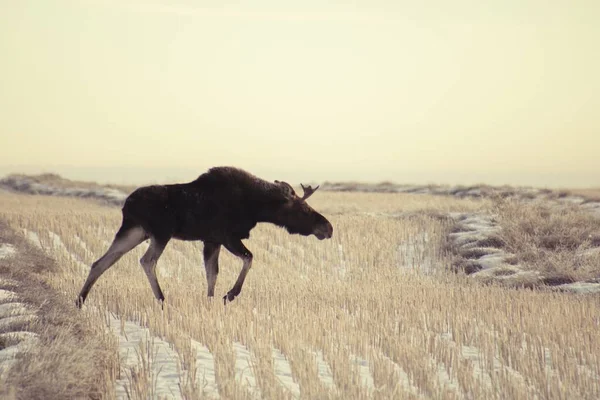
223 292 237 304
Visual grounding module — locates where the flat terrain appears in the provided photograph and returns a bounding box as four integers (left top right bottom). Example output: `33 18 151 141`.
1 187 599 399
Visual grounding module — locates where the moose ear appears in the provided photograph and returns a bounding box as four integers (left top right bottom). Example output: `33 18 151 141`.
274 180 296 198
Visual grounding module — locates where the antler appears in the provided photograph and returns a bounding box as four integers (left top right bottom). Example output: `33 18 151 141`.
300 184 320 200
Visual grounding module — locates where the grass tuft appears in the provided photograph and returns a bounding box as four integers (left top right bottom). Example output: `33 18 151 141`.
495 199 600 281
0 219 118 399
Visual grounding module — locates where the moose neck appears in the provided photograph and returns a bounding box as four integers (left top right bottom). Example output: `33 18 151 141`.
254 203 285 227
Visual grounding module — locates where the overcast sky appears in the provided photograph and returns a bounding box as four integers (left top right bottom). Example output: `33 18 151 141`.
1 1 598 187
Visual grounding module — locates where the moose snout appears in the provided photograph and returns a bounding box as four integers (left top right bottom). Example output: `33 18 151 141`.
314 221 333 240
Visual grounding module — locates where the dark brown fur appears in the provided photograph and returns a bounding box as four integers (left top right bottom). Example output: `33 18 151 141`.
76 167 333 306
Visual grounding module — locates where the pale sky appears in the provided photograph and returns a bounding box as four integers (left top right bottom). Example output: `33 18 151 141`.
1 0 599 187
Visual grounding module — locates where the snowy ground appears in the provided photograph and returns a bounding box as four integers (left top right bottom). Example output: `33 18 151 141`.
448 211 600 294
0 248 38 380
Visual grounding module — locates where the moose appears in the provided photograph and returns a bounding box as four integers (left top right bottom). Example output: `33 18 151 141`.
76 166 333 307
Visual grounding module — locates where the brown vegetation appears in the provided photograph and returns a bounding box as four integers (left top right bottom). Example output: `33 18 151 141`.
495 200 600 282
0 219 118 399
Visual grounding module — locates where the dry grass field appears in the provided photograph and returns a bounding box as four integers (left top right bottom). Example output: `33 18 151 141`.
1 188 599 399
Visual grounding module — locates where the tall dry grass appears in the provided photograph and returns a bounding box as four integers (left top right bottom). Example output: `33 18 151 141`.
495 200 600 282
0 219 118 399
1 190 599 399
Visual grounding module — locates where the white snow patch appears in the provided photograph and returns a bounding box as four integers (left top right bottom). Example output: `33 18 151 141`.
109 315 185 399
379 354 421 396
472 266 540 282
48 231 88 272
22 229 42 249
459 215 498 232
0 314 35 331
439 333 527 390
73 235 91 254
476 253 510 270
233 342 260 397
0 289 17 303
448 230 492 248
581 202 600 218
0 302 31 319
0 335 38 376
578 247 600 258
0 289 38 380
555 282 600 294
0 344 23 373
0 243 16 260
190 339 219 398
352 355 374 392
0 331 37 343
558 196 585 205
314 350 336 391
48 231 61 250
272 347 300 398
0 278 19 288
432 359 460 394
460 345 493 387
398 231 433 273
448 214 500 250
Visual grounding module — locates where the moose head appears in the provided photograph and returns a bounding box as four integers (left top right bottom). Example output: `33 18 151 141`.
273 180 333 240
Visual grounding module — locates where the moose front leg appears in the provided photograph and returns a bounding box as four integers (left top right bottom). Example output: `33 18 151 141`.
223 240 253 304
203 242 221 297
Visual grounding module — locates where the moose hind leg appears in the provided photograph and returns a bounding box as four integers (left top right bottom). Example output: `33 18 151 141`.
140 237 169 303
203 242 221 297
223 240 253 304
77 226 146 307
